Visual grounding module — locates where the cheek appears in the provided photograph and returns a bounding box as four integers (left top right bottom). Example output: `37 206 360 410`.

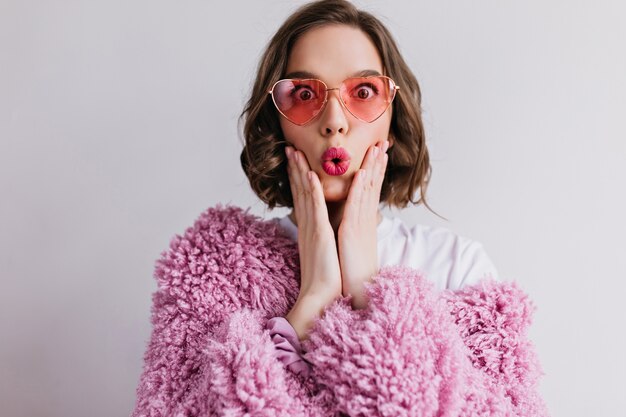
376 122 391 139
378 111 393 137
279 120 304 146
278 122 318 164
354 116 392 143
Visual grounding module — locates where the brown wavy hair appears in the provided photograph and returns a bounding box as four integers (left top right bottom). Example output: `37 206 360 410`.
239 0 440 217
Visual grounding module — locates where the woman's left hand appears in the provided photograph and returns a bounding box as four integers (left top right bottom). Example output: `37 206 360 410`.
338 139 389 310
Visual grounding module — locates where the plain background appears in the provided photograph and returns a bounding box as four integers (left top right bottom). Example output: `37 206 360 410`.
1 1 625 416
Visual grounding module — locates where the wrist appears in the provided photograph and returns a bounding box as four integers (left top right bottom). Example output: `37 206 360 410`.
342 279 373 310
286 294 332 341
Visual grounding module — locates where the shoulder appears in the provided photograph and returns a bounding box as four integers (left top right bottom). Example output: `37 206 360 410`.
167 204 294 251
155 205 298 308
383 218 500 290
414 223 500 289
184 204 288 240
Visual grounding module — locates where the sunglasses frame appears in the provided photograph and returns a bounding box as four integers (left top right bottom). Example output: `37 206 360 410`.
267 75 400 126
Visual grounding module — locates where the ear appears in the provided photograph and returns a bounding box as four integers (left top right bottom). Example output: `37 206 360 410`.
387 134 395 149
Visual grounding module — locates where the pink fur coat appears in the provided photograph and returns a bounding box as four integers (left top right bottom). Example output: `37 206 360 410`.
131 205 549 417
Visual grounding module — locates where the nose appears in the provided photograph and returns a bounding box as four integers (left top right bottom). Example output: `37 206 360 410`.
318 88 348 136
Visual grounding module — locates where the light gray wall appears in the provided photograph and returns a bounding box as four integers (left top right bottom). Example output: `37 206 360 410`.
1 1 624 416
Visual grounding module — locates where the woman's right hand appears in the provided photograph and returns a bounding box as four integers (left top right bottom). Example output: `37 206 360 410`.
284 145 342 340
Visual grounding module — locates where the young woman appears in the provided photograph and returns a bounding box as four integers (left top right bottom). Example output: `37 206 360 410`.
239 0 499 369
133 1 547 416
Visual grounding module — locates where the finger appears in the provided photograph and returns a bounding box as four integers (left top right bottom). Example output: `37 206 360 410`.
363 142 382 193
307 170 330 224
344 168 365 227
353 145 375 216
374 140 389 189
360 142 379 171
371 141 387 179
378 145 389 186
294 149 329 235
356 144 381 209
285 146 299 191
292 149 318 229
369 140 389 186
293 149 312 194
286 146 306 219
366 151 387 212
362 142 386 214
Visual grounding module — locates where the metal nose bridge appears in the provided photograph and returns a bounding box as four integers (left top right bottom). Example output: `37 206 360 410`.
323 87 344 102
321 87 347 113
324 87 342 97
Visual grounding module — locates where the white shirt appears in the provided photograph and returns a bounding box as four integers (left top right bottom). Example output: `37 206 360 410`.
273 215 500 292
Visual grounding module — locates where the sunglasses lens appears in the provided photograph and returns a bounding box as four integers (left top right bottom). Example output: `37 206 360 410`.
341 76 396 122
271 79 326 125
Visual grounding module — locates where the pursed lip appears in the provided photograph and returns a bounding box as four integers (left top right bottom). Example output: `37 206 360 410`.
321 147 351 176
321 147 351 163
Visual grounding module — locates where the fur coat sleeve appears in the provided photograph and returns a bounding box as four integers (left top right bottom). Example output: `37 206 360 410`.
131 205 549 417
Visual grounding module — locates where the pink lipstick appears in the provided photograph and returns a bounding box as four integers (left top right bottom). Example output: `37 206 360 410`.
321 147 351 176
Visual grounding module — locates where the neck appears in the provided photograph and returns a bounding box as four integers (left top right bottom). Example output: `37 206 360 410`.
288 202 382 237
326 201 346 236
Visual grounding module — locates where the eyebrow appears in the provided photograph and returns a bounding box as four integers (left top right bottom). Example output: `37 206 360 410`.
283 69 382 79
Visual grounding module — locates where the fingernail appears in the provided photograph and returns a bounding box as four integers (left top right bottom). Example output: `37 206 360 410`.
373 147 379 156
383 141 389 153
285 147 292 158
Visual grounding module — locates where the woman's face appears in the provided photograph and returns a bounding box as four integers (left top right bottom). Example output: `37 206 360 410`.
279 24 393 203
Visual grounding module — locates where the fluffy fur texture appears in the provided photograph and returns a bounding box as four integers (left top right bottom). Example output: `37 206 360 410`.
131 205 549 417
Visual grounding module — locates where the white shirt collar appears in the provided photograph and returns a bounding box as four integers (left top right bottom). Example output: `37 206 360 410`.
274 214 394 242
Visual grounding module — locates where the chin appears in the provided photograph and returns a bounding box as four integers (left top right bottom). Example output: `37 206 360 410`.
323 193 347 203
320 175 353 202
